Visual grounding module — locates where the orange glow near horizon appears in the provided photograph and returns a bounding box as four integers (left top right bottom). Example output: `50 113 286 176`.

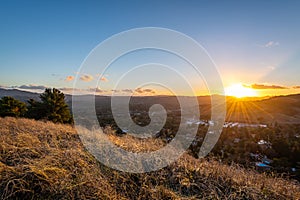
225 83 258 98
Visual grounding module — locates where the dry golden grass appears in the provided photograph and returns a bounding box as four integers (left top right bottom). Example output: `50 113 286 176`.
0 117 299 199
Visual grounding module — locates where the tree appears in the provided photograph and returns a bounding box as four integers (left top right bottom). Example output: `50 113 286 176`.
27 88 73 124
26 98 45 119
0 96 27 117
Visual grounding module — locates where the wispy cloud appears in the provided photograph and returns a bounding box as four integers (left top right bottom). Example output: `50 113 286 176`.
259 41 279 48
245 83 288 90
95 74 109 82
122 89 133 93
109 88 156 95
18 85 47 90
135 88 156 94
58 87 82 92
58 87 107 94
65 75 74 82
143 88 156 93
88 87 107 93
80 74 94 82
293 86 300 89
100 76 108 82
111 89 120 93
5 85 109 95
95 88 106 93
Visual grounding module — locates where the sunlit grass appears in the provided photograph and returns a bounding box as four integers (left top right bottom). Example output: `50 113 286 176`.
0 117 299 199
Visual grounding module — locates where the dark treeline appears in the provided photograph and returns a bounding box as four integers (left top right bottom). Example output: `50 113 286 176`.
0 88 73 124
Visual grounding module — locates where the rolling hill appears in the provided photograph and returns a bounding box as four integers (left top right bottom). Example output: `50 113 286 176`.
1 88 300 124
225 94 300 124
0 117 299 199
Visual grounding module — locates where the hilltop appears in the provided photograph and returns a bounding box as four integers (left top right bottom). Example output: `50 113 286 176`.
0 117 299 199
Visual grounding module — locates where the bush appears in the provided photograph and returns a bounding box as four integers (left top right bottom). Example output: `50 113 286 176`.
0 96 27 117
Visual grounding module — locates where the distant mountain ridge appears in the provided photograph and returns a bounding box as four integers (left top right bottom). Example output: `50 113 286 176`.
0 88 72 105
1 88 300 124
0 88 40 102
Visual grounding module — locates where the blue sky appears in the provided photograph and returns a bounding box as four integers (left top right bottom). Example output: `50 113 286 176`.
1 0 300 96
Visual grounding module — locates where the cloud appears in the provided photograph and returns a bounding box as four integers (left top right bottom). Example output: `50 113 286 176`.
100 76 108 82
95 88 106 93
95 74 108 82
262 41 279 48
109 88 155 95
245 84 288 90
80 74 94 82
18 85 47 90
65 75 74 82
58 87 108 94
89 87 107 93
134 88 156 94
111 89 120 93
293 86 300 89
58 87 81 92
135 88 144 94
122 89 133 93
143 88 156 93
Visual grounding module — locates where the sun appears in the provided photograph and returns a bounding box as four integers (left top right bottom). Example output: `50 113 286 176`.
225 83 257 98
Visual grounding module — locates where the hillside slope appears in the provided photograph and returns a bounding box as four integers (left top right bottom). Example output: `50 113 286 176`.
0 89 40 102
225 94 300 124
0 117 299 199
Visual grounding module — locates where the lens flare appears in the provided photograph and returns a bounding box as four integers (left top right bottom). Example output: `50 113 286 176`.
225 83 257 98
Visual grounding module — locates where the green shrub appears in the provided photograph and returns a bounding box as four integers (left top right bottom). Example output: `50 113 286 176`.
0 96 27 117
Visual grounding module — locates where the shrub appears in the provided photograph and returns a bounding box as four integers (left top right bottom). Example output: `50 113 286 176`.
0 96 27 117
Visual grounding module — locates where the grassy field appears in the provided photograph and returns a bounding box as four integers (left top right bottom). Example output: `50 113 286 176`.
0 117 299 199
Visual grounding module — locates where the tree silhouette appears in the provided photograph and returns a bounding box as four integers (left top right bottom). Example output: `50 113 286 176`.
26 98 45 119
0 96 27 117
27 88 73 124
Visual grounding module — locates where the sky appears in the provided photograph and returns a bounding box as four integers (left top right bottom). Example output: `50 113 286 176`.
0 0 300 96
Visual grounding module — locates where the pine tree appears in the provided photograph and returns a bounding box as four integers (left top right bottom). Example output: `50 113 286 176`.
26 98 46 119
0 96 27 117
27 88 73 124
